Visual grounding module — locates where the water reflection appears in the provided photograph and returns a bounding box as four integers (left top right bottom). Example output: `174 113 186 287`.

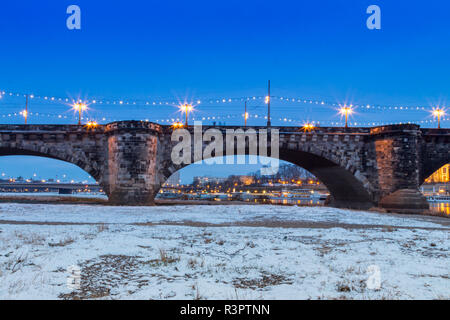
269 199 324 206
429 202 450 216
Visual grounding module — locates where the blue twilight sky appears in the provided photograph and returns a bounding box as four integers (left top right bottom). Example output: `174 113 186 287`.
0 0 449 183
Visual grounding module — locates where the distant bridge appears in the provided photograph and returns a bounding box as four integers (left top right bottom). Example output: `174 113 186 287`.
0 121 448 213
0 182 102 194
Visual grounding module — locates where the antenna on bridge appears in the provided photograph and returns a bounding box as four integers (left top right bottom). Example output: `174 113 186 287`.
266 80 271 127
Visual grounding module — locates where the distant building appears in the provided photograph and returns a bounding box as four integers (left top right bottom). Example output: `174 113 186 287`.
239 176 254 185
425 164 450 183
193 176 226 186
166 171 181 186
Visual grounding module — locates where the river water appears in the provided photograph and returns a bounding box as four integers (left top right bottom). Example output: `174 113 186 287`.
429 202 450 216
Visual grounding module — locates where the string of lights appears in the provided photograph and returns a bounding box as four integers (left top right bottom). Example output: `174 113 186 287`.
0 110 447 127
0 89 442 111
0 89 447 129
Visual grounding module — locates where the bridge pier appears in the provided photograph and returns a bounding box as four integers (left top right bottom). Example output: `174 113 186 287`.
105 122 162 206
379 189 429 214
370 125 430 214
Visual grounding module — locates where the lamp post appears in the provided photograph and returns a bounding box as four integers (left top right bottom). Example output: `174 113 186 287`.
266 80 271 127
339 105 353 128
24 94 29 124
244 101 248 127
73 102 87 125
180 103 193 127
433 108 445 129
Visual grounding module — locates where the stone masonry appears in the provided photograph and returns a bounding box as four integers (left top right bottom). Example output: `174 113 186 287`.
0 121 447 212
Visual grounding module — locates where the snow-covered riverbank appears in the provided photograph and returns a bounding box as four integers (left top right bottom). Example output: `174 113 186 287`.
0 204 448 299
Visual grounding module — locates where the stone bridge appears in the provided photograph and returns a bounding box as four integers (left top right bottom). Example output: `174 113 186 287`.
0 121 448 213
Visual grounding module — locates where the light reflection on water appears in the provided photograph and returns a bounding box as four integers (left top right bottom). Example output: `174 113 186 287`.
429 202 450 216
271 199 450 214
269 199 324 206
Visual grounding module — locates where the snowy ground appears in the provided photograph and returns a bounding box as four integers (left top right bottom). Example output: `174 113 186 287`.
0 203 448 300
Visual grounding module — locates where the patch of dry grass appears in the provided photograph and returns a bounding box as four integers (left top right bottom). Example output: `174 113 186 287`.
187 257 205 269
232 272 293 290
14 231 46 245
48 237 75 247
5 252 29 273
191 283 203 300
96 224 109 233
335 278 367 294
59 255 144 300
147 249 180 267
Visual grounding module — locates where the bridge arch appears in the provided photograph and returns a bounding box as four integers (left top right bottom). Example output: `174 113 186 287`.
421 163 450 186
419 130 450 185
160 147 374 210
0 145 108 196
279 148 373 209
421 159 450 186
158 155 328 201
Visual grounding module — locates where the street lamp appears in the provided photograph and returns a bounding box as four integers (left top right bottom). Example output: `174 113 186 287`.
86 121 98 129
22 110 28 124
339 105 354 128
266 80 271 127
301 123 315 132
244 101 249 127
179 103 193 127
172 121 184 129
73 102 87 125
24 94 29 124
432 108 445 129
